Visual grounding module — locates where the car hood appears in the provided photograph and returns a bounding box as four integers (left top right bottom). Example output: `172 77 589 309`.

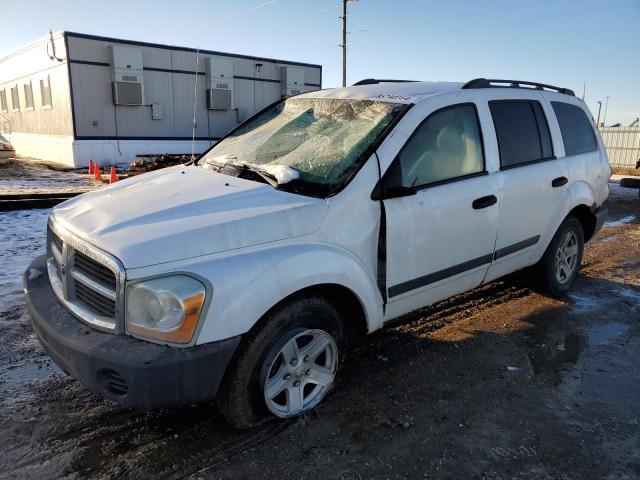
51 166 328 269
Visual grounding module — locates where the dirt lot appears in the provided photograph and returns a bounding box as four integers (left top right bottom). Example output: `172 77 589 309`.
0 177 638 479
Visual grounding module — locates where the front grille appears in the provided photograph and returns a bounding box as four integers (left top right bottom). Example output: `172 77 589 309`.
46 223 123 332
75 251 117 290
75 280 117 317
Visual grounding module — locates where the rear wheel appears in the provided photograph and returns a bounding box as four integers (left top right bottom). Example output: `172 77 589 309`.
217 295 345 429
538 216 584 296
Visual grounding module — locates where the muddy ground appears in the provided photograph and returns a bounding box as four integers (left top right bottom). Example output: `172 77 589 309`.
0 182 639 480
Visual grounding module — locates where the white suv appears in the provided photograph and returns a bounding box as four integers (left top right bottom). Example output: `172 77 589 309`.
25 78 609 428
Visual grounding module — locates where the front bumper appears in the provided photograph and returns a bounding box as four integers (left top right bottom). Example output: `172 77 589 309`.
24 255 240 409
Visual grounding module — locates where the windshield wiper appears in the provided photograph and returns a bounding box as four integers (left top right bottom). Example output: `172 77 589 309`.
225 162 279 188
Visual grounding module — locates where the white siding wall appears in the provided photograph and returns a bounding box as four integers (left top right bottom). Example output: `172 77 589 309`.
0 32 73 138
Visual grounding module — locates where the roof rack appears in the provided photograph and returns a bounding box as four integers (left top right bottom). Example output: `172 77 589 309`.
462 78 575 96
352 78 418 86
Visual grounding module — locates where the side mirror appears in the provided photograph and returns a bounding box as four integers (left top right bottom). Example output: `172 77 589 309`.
371 177 416 200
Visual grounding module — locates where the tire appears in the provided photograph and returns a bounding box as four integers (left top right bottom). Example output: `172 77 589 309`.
538 216 584 297
217 295 345 429
619 177 640 189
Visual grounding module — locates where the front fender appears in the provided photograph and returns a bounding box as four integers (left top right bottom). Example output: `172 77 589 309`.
132 243 384 344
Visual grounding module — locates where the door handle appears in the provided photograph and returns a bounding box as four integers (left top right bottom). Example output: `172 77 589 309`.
472 195 497 209
552 176 568 187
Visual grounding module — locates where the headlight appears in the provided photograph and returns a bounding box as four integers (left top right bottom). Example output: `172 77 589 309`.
126 275 206 344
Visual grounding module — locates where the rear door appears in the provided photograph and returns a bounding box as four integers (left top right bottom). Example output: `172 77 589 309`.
381 100 501 320
484 97 568 283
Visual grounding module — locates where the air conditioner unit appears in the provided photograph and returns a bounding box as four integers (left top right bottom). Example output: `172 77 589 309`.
110 46 145 106
205 56 234 110
281 66 305 97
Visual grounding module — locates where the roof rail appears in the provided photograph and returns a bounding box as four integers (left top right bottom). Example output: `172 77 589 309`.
462 78 575 96
352 78 418 86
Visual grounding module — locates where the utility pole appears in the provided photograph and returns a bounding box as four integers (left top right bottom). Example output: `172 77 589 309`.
341 0 347 87
596 100 602 127
602 96 610 126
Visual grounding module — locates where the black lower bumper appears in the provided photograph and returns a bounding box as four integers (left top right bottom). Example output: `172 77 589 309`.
24 255 240 409
592 204 608 238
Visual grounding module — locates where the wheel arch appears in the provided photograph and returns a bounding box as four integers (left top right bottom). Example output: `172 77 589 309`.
567 204 597 242
566 180 598 240
249 283 369 338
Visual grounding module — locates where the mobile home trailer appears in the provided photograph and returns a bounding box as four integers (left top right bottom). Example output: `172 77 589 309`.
0 32 322 167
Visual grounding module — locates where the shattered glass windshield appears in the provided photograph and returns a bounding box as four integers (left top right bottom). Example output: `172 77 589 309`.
198 97 406 196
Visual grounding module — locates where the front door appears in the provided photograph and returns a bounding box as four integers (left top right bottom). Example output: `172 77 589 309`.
381 103 500 320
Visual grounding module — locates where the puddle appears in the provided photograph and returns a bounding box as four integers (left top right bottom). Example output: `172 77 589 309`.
617 287 640 302
0 360 59 388
527 326 585 377
583 322 630 347
568 293 601 313
604 215 637 227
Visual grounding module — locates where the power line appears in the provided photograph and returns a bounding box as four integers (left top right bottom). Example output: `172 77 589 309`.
210 0 280 25
294 4 341 21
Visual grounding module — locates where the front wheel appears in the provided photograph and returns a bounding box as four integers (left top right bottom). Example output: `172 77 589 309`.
538 216 584 296
217 295 344 429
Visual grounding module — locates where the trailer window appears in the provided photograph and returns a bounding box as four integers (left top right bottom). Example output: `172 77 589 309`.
0 90 7 113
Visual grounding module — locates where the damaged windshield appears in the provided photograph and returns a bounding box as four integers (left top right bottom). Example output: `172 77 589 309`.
198 97 406 196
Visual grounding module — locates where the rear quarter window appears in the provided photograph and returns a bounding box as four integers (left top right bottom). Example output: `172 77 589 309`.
551 101 597 156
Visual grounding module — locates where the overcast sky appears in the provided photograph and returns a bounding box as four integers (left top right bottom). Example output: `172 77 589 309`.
2 0 639 125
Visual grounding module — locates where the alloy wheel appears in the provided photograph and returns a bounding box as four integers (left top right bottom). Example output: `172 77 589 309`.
262 329 338 417
555 231 579 284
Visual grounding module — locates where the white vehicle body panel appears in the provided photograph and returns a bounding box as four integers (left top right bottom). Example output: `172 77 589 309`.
52 166 329 269
47 80 609 345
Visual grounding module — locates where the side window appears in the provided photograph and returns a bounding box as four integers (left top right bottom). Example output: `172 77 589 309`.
40 76 53 108
551 101 597 156
0 89 7 113
489 100 553 169
387 104 485 188
10 85 20 111
24 81 34 110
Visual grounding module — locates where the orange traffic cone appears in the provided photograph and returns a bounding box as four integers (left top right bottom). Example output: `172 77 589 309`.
89 159 94 175
109 166 118 184
94 165 103 182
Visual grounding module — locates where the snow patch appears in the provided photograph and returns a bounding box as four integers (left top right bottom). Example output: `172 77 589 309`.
604 215 636 227
202 154 237 169
0 209 50 315
259 164 300 184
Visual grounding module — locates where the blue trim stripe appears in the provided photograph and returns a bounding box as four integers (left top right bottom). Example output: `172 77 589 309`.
69 59 110 67
234 75 280 84
69 60 324 88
